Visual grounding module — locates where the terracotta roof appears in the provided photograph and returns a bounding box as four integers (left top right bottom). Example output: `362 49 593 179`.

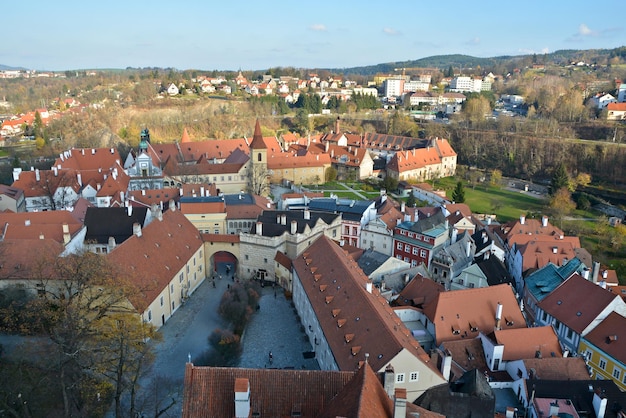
0 210 83 244
519 239 581 272
200 233 240 243
394 274 443 308
0 238 65 280
493 326 562 361
12 168 81 198
181 128 191 143
180 200 225 214
494 217 564 243
607 102 626 111
127 188 183 207
274 250 291 270
107 208 203 312
53 147 122 171
182 364 355 418
387 146 442 174
292 236 440 375
538 273 622 334
0 184 24 201
267 151 330 169
423 284 526 345
440 338 489 379
521 357 591 380
249 119 267 150
583 311 626 364
317 362 393 418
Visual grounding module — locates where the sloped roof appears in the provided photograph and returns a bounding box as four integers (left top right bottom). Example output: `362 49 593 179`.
292 235 441 376
494 217 564 244
274 250 291 270
53 147 122 171
475 256 514 287
583 311 626 364
0 184 24 201
251 210 339 237
107 208 203 312
538 273 621 334
181 364 355 418
0 238 65 280
415 369 495 418
524 260 582 303
267 150 330 170
386 146 442 174
317 362 393 418
493 326 562 361
521 357 590 381
440 338 489 379
0 210 83 244
249 119 267 150
394 273 443 308
84 207 148 245
308 198 373 221
423 284 526 345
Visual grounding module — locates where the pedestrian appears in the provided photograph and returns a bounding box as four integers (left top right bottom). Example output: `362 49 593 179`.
212 281 216 288
274 290 277 298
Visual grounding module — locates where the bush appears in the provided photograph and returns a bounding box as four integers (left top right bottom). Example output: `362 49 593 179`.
194 328 242 367
217 280 261 334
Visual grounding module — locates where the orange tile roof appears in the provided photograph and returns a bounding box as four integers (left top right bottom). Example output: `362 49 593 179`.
423 284 526 345
521 357 591 380
0 239 65 280
200 233 240 243
107 208 203 312
267 151 330 169
495 217 564 243
387 146 442 173
493 326 562 360
607 102 626 111
249 119 267 150
293 236 441 375
182 364 355 418
583 311 626 364
11 169 81 198
53 147 122 171
0 210 83 244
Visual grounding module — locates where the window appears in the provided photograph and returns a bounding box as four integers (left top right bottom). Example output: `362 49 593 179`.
412 247 418 255
409 372 419 382
566 328 574 340
404 257 409 263
172 301 175 310
148 310 152 321
541 311 548 322
397 242 402 250
170 284 174 293
160 296 164 306
245 254 249 260
612 368 621 380
405 244 410 252
411 260 417 267
179 273 184 283
257 152 262 162
332 230 337 238
264 258 268 263
420 250 427 258
396 373 405 383
599 358 607 370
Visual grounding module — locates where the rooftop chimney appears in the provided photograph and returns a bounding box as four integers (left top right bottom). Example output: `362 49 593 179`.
108 236 116 251
542 215 548 227
593 389 608 418
62 223 70 245
549 401 560 417
35 169 40 182
466 240 472 258
602 270 608 279
12 168 22 182
495 302 503 330
393 388 407 418
169 199 176 212
383 365 395 398
440 351 452 380
77 172 82 186
303 209 310 220
290 220 297 235
366 282 373 293
451 228 459 245
132 223 142 237
256 221 263 236
234 378 251 418
592 261 601 284
400 201 406 213
520 215 526 225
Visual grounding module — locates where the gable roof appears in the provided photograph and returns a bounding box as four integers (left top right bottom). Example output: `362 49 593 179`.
423 284 526 345
521 357 591 381
524 259 583 303
475 255 514 286
53 147 122 171
537 274 621 334
107 208 203 312
251 210 339 237
0 238 65 280
583 311 626 364
0 184 24 202
84 207 148 245
293 236 441 376
394 273 443 308
493 326 562 361
0 210 83 244
182 364 355 418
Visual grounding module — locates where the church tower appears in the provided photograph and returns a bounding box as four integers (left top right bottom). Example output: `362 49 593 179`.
248 119 269 196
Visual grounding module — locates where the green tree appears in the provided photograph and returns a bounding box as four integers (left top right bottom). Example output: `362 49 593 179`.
382 176 398 194
490 169 502 188
548 188 576 228
452 181 466 203
549 163 570 195
406 192 417 208
325 166 338 182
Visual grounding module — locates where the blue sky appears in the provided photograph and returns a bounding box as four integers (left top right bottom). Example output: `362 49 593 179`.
3 0 624 71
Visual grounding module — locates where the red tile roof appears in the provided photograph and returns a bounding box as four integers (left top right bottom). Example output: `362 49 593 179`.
107 208 203 312
423 284 526 345
0 238 65 280
583 311 626 364
538 274 621 334
521 357 591 381
493 326 562 360
0 210 83 244
293 236 440 375
182 364 355 418
249 119 267 150
53 147 122 171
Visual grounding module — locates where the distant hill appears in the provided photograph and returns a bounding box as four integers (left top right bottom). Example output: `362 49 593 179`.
0 64 28 71
317 46 626 76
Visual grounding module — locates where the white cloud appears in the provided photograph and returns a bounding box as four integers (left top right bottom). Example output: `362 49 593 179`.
383 27 401 36
309 24 327 32
578 23 594 36
541 47 550 54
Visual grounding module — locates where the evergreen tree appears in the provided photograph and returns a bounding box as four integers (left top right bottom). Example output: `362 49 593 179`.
549 163 570 195
452 181 466 203
406 193 417 208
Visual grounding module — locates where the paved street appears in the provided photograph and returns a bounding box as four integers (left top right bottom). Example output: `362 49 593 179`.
131 262 319 417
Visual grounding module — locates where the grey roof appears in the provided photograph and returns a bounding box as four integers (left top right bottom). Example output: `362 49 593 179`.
356 249 390 276
84 207 148 245
308 198 373 222
475 256 514 287
526 379 626 418
414 369 495 418
251 210 340 237
179 193 256 206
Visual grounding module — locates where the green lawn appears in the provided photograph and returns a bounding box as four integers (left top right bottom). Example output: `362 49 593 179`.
452 185 546 222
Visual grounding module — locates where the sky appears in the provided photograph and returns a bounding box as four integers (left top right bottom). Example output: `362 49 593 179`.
3 0 624 72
